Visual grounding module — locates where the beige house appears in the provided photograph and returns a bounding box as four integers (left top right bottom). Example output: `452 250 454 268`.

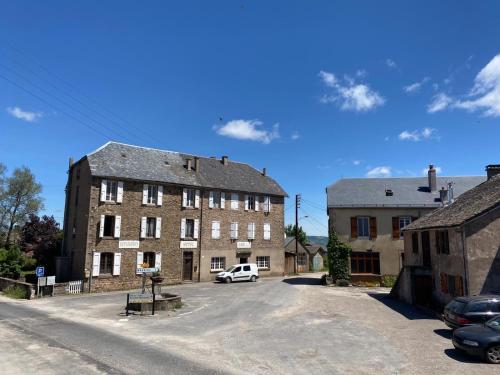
327 166 484 282
393 166 500 308
58 142 287 291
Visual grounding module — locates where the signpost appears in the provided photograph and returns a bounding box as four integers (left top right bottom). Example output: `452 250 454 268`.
36 266 45 277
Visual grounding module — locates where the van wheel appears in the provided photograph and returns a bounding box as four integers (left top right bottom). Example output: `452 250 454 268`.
486 345 500 364
225 277 232 284
250 275 256 282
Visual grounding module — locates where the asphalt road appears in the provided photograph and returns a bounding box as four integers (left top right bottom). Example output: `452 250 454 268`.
1 274 498 374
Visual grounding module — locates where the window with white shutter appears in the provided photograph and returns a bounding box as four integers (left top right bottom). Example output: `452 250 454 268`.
100 180 107 202
248 222 255 240
220 192 225 209
193 219 199 239
136 252 144 274
106 181 118 202
209 191 214 208
255 196 259 211
183 188 196 208
231 193 239 210
263 223 271 240
114 215 121 238
230 222 239 239
264 196 271 213
116 181 124 203
211 221 220 239
155 217 162 238
113 253 121 275
142 184 149 205
93 252 101 276
99 215 105 238
155 252 162 270
180 218 186 238
157 185 163 206
146 185 158 205
194 190 200 208
140 217 147 238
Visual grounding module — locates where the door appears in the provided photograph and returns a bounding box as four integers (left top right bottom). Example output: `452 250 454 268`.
232 266 244 281
422 231 431 268
414 275 433 307
239 257 248 264
183 252 193 281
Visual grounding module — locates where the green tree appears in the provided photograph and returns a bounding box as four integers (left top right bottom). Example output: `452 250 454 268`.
0 245 25 279
1 167 43 248
285 224 307 245
327 231 352 281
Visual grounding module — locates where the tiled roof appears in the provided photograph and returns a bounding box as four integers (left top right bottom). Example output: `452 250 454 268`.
404 175 500 230
84 142 287 196
327 176 485 208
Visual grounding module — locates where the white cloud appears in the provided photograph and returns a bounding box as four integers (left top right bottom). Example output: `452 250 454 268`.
403 77 430 94
421 127 434 138
398 127 436 142
291 131 300 141
319 70 385 112
6 106 42 122
352 160 361 166
356 69 367 78
421 166 442 175
386 59 397 69
214 119 279 144
366 166 392 178
427 93 453 113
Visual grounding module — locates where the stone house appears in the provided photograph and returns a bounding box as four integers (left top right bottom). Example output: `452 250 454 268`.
326 166 485 283
58 142 287 291
392 166 500 308
284 237 309 273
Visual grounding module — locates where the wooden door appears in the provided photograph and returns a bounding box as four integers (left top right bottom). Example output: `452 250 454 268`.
422 231 431 268
183 252 193 281
414 275 433 307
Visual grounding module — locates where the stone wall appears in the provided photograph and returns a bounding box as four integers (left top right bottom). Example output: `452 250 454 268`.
0 277 35 299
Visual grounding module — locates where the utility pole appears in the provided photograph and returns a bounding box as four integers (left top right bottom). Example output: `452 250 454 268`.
295 194 301 274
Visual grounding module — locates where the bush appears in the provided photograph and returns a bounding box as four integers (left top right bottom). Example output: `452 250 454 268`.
3 285 27 299
327 231 352 281
381 275 397 288
0 246 25 279
22 256 37 271
336 279 350 287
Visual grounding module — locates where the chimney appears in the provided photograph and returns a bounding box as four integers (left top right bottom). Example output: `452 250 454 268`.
447 182 455 204
69 157 74 168
262 167 267 176
428 164 437 192
439 187 448 206
486 164 500 180
194 157 200 172
222 156 228 166
186 158 193 171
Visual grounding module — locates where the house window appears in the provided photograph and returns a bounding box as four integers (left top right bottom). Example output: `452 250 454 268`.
103 215 115 237
100 252 114 274
412 232 419 254
263 223 271 240
399 217 411 239
185 219 195 238
211 191 221 208
146 218 156 238
357 217 370 238
147 185 158 205
256 256 270 269
297 254 307 266
211 221 220 239
231 193 239 210
351 252 380 274
143 252 156 268
185 188 195 208
106 181 118 201
211 257 225 271
263 196 271 212
436 230 450 254
248 222 255 240
230 222 238 239
248 195 255 210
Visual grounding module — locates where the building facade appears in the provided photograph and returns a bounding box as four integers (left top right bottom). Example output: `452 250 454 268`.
326 166 485 282
59 142 287 291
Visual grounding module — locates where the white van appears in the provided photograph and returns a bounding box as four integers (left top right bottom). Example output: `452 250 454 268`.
216 263 259 283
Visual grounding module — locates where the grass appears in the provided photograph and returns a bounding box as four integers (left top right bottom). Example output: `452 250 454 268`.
3 285 27 299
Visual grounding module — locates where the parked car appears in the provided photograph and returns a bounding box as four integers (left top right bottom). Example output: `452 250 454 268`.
216 263 259 283
443 296 500 329
452 315 500 364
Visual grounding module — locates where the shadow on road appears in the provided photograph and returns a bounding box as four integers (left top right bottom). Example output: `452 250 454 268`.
434 328 452 339
282 277 321 286
367 293 437 320
444 348 483 364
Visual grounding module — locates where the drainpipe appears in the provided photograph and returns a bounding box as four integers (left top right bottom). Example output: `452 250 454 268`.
198 191 203 282
461 227 470 296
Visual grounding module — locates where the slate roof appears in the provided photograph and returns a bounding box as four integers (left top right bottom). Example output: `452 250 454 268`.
305 244 327 256
284 237 307 252
327 176 485 208
404 175 500 231
83 142 287 196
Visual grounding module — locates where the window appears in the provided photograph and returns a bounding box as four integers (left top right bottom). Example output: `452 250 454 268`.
263 196 271 212
185 219 195 238
243 265 251 271
399 217 411 239
230 222 238 239
185 188 195 208
143 252 156 268
351 252 380 274
357 217 370 238
231 193 239 210
211 257 225 271
210 191 223 208
263 223 271 240
100 252 114 274
436 230 450 254
248 222 255 240
233 266 241 273
412 232 419 254
247 195 255 210
211 221 220 239
256 256 270 269
297 254 307 266
146 218 156 238
103 215 115 237
147 185 158 205
106 181 118 201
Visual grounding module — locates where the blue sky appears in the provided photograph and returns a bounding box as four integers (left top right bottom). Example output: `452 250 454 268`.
1 1 500 236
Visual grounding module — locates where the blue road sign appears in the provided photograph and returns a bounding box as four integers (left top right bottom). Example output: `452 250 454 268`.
36 266 45 277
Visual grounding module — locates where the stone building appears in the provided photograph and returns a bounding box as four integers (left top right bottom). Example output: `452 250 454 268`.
58 142 287 291
392 166 500 308
326 166 484 283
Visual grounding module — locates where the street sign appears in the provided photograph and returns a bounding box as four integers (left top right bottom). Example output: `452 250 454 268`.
38 277 47 287
36 266 45 277
47 276 56 286
136 267 158 273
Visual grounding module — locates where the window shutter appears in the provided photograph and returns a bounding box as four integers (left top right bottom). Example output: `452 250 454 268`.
114 215 121 238
182 188 188 207
181 218 186 238
117 181 124 203
350 217 358 239
99 215 105 238
113 253 121 275
212 221 220 239
369 217 377 239
264 223 271 240
155 217 162 238
248 223 255 239
392 217 399 239
244 195 249 211
195 190 200 208
157 185 163 206
193 219 199 239
220 192 225 209
92 252 100 276
209 191 214 208
140 217 147 238
255 196 259 211
142 184 148 205
234 222 238 238
136 252 144 274
100 180 107 202
264 196 271 212
267 196 272 212
456 276 464 296
155 252 162 271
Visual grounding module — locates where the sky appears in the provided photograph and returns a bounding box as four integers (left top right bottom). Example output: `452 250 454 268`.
1 1 500 236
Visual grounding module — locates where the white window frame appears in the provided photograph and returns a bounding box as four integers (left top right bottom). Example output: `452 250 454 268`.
357 216 370 239
211 221 220 239
145 217 156 238
231 193 239 210
230 222 238 239
399 216 412 239
263 223 271 240
147 185 158 205
210 257 225 272
186 188 196 208
263 196 271 213
247 222 255 240
256 256 270 269
185 218 195 238
106 180 118 202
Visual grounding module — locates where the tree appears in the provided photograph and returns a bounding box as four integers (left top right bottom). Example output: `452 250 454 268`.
0 245 25 279
327 231 352 281
1 167 43 248
0 162 7 243
20 214 62 274
285 224 307 245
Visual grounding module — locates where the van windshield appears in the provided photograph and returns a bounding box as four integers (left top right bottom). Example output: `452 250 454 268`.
225 266 236 273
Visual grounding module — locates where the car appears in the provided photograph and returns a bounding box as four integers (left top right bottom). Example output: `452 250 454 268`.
443 295 500 329
215 263 259 283
452 315 500 364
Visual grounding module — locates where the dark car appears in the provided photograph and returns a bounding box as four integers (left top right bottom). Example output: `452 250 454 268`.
453 315 500 364
443 296 500 329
